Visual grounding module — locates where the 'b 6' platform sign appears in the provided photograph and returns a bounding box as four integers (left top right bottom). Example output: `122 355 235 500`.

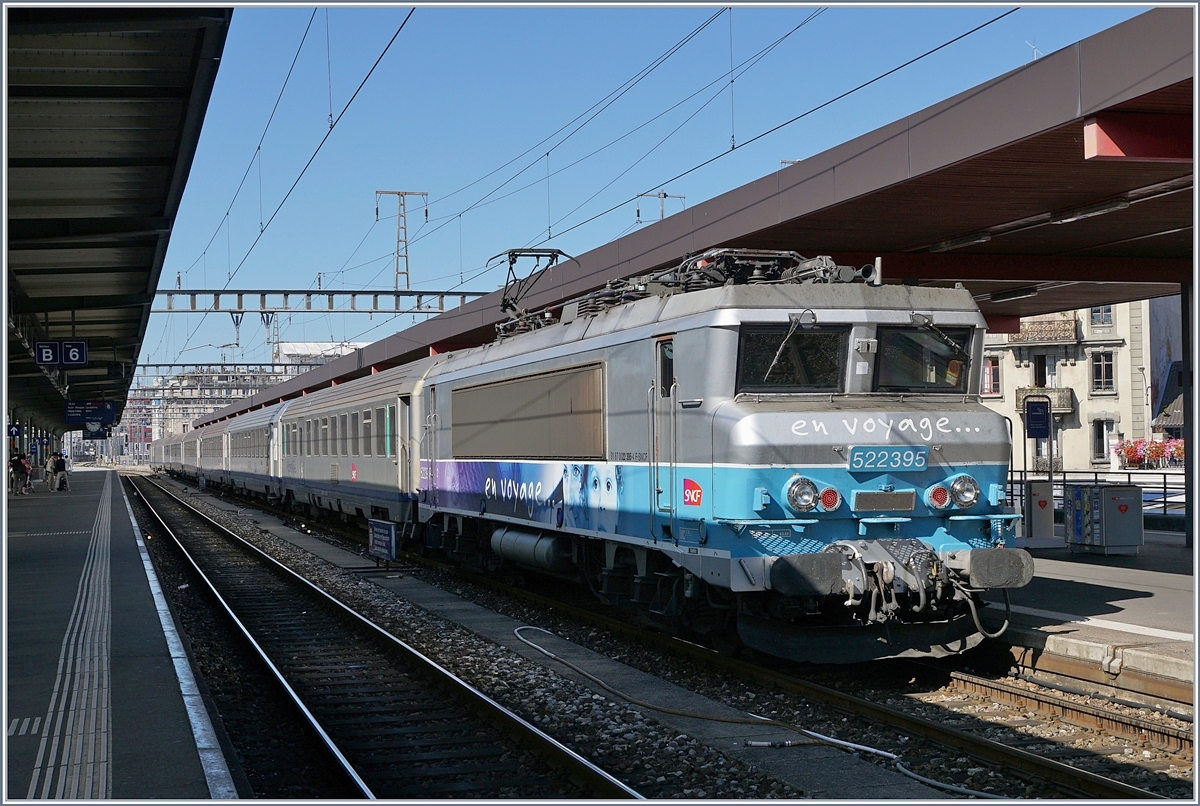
35 340 88 366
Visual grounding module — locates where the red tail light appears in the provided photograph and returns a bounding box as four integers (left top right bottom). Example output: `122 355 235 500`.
928 485 950 509
819 487 841 511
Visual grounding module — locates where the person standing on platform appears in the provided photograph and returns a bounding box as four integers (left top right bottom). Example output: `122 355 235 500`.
8 451 21 496
16 453 32 494
44 451 56 492
53 452 70 492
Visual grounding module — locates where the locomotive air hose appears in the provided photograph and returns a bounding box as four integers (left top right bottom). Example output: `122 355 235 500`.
514 626 1005 799
956 583 1011 640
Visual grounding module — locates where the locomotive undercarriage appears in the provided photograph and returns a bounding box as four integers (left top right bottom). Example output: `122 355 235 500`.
415 513 1007 663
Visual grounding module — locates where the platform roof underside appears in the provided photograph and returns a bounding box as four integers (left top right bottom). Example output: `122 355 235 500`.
7 8 231 433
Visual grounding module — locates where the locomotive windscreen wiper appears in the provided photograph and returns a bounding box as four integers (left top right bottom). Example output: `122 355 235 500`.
762 310 817 382
910 312 971 366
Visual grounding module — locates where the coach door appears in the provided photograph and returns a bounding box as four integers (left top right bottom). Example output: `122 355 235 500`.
423 385 438 506
397 395 412 494
651 338 677 539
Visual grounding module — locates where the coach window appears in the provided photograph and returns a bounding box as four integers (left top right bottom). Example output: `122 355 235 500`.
351 412 360 456
375 407 386 456
307 420 314 456
330 416 338 456
339 414 348 456
362 410 372 456
323 418 331 455
386 405 396 457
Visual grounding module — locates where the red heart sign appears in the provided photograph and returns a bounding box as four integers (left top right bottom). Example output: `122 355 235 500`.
1038 499 1048 509
1118 504 1129 514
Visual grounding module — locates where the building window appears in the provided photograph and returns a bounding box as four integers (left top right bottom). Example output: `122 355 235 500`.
1033 353 1055 388
1090 305 1113 326
1091 352 1115 392
980 356 1001 396
1093 419 1114 460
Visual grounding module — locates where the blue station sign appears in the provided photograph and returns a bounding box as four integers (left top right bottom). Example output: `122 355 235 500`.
1024 398 1051 440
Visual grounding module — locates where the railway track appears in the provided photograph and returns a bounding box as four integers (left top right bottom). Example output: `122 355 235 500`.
130 477 639 800
143 474 1191 798
382 554 1189 799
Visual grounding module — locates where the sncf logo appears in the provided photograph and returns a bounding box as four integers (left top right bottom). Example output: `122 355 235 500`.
683 478 703 506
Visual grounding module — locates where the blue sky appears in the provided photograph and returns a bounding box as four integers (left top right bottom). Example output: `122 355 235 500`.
142 4 1145 368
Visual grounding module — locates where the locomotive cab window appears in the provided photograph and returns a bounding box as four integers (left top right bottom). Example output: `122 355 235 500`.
737 325 848 393
874 326 971 393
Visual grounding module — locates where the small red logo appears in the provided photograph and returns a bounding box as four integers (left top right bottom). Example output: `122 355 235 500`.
1118 504 1129 514
683 479 703 506
350 464 358 482
1038 499 1048 509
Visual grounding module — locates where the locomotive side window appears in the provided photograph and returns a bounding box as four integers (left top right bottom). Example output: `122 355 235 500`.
736 325 848 393
658 340 674 397
452 364 604 460
350 412 359 456
874 326 971 392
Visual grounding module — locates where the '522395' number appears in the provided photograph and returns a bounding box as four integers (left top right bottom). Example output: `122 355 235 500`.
848 445 928 471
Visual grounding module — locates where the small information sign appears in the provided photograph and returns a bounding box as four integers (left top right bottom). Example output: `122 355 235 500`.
1024 399 1051 440
34 342 61 366
61 340 88 366
368 519 398 562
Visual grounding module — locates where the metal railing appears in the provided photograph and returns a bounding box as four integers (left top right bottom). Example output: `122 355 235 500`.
1008 469 1187 516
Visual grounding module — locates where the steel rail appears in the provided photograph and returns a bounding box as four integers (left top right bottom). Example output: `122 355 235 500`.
946 670 1192 754
135 476 642 800
395 554 1170 800
130 477 377 798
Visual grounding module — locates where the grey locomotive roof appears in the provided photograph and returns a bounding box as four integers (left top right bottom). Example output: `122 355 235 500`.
435 281 983 380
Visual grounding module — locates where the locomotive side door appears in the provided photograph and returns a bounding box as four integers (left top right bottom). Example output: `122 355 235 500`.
652 337 677 538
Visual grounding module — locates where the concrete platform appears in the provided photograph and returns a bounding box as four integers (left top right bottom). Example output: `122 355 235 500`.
981 530 1194 707
5 469 235 799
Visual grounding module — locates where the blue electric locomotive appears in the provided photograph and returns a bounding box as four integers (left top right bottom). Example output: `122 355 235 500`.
153 249 1033 664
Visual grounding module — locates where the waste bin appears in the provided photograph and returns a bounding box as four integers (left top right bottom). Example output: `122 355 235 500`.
1018 481 1059 548
1064 484 1143 555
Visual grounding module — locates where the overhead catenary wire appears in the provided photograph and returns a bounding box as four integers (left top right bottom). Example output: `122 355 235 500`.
266 8 1015 353
532 7 1020 248
173 8 416 360
147 9 319 362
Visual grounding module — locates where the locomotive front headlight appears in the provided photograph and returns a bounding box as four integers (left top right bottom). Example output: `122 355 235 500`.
784 476 818 512
949 475 980 509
